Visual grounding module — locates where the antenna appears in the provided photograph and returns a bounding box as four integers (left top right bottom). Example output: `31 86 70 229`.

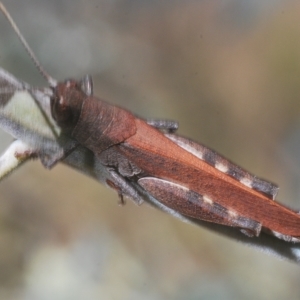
0 2 57 87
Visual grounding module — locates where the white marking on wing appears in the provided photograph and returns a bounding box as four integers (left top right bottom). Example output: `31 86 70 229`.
215 161 228 173
240 177 252 188
140 177 190 192
228 209 238 218
203 195 213 205
165 135 204 160
180 143 204 160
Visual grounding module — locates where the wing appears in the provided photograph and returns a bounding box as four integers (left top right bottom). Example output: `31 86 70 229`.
165 133 279 199
138 177 262 237
116 118 300 239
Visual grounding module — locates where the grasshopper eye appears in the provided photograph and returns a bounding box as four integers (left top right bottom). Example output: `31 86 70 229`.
50 81 83 133
50 92 73 132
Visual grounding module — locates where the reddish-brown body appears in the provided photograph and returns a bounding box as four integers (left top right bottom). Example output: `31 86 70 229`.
1 0 299 244
51 80 300 240
119 119 300 237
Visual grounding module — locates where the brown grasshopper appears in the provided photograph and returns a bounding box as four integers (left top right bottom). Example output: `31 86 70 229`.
1 2 300 243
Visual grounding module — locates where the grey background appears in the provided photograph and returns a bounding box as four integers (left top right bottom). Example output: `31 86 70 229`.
1 0 300 299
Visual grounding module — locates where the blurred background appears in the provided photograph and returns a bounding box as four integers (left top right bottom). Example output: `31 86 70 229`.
1 0 300 299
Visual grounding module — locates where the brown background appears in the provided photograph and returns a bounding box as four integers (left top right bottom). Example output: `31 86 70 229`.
1 0 300 299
